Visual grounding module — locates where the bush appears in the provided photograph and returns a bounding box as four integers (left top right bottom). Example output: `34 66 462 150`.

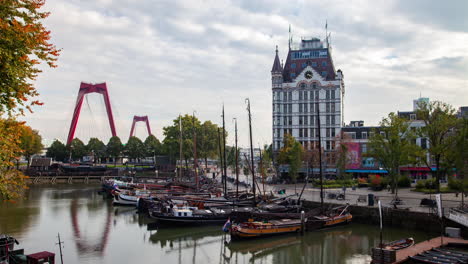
415 180 426 190
425 178 437 189
369 175 382 187
398 175 411 188
448 177 463 191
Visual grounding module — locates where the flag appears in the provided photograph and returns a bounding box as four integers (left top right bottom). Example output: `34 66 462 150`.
435 194 442 218
222 218 231 232
378 200 383 230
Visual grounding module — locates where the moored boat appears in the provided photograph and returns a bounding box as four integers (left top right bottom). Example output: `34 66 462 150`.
229 219 303 240
150 206 230 225
381 237 415 251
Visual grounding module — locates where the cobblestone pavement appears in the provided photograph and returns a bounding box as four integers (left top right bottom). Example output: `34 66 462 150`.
226 176 465 214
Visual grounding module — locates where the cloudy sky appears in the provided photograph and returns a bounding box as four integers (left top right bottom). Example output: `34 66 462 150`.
23 0 468 147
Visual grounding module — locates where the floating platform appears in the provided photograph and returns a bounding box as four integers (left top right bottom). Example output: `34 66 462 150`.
372 236 468 264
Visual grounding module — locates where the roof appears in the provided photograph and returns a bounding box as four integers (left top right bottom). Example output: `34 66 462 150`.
282 47 336 82
271 46 283 73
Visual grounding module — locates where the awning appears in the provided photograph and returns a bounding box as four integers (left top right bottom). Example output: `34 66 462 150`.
345 169 388 174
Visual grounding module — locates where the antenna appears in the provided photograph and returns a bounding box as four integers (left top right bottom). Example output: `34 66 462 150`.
288 24 292 49
325 20 329 48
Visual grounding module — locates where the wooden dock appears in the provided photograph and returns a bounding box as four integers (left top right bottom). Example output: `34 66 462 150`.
395 236 468 263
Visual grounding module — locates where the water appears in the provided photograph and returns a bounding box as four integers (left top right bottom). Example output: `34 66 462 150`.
0 184 434 264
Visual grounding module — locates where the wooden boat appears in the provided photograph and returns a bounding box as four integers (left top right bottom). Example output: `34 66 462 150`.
381 237 414 251
229 219 303 240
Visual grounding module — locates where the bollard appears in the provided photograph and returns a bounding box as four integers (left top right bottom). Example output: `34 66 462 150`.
301 210 305 235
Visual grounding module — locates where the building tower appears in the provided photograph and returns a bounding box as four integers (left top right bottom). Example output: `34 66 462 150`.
271 36 345 175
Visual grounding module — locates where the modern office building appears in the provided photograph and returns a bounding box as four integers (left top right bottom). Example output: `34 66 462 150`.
271 36 345 162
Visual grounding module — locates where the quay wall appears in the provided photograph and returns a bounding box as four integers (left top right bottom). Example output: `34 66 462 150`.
302 201 468 237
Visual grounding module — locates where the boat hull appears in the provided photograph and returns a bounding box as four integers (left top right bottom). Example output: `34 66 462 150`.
230 222 302 240
150 214 228 225
113 193 138 206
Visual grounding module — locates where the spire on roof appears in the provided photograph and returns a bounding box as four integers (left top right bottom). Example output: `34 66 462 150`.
271 45 283 73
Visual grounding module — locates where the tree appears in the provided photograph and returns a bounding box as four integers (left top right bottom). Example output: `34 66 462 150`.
86 138 106 163
367 113 418 197
0 118 28 201
416 101 459 192
278 134 304 185
18 125 43 168
46 139 67 162
107 136 123 165
144 134 162 158
0 0 60 114
198 121 220 169
125 136 145 162
68 138 87 161
336 135 350 180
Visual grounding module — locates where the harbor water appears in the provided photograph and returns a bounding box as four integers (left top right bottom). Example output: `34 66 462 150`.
0 184 433 264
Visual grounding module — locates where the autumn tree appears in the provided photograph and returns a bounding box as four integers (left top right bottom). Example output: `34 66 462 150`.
0 119 28 201
0 0 60 114
367 113 418 197
18 125 43 168
416 101 459 192
46 139 67 162
278 134 304 185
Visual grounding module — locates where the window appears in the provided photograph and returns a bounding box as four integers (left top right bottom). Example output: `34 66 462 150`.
300 83 306 88
304 116 308 125
291 63 296 69
290 72 296 78
331 103 335 112
312 62 317 67
331 89 335 99
288 92 292 101
288 116 292 125
322 61 327 67
283 116 287 125
304 103 308 113
310 116 315 126
312 83 317 89
380 131 386 137
284 129 288 136
310 103 314 113
299 116 303 125
331 128 336 137
421 138 427 149
362 132 368 139
302 62 307 68
326 128 330 137
370 131 375 138
304 91 308 100
304 129 308 137
326 102 330 112
288 104 292 113
362 144 367 153
299 128 303 137
326 141 331 150
321 71 327 77
410 114 416 120
331 115 335 125
326 90 330 99
315 90 319 99
326 115 330 125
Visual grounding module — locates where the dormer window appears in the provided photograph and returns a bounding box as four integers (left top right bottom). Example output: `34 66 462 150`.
291 63 296 69
322 61 327 67
321 71 327 77
290 72 296 78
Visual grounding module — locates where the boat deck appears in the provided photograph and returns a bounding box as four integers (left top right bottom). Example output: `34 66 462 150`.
395 236 468 263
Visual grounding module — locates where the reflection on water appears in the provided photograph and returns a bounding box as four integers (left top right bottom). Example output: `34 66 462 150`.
0 185 434 264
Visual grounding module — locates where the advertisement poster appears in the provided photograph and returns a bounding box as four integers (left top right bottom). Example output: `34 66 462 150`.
345 142 361 169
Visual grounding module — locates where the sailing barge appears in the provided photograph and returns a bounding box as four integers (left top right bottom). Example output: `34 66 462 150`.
229 219 303 239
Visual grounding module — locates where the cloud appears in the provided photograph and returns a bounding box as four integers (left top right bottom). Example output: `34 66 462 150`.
21 0 468 148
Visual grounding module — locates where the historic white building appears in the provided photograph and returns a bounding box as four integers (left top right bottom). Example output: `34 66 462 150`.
271 37 345 154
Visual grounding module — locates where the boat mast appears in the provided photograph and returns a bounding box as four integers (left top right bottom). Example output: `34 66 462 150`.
179 114 183 180
222 105 228 197
233 118 239 199
316 101 324 212
259 145 266 198
192 111 198 191
246 98 256 206
217 128 224 193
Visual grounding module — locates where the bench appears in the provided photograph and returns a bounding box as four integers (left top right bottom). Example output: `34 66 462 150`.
357 195 367 203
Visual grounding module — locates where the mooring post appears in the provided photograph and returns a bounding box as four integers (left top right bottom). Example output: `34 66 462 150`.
301 210 305 235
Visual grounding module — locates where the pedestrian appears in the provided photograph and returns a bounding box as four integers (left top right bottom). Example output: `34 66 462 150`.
387 184 391 192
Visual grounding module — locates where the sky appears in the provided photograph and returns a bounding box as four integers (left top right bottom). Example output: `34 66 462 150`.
22 0 468 148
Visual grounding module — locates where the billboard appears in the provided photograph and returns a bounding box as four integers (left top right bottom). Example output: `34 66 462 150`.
345 142 361 169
